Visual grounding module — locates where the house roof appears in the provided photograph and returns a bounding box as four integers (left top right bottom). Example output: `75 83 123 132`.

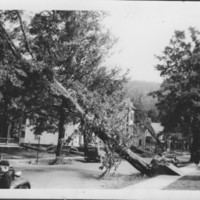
151 123 164 134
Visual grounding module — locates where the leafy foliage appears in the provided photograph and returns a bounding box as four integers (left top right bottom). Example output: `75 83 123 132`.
151 28 200 160
126 80 160 122
0 10 133 171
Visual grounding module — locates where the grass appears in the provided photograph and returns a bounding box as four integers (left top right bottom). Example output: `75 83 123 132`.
164 175 200 190
0 146 83 166
100 173 148 189
0 147 55 159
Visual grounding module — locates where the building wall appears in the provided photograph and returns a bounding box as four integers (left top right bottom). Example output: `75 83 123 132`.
137 133 146 148
68 134 84 147
23 118 106 148
135 123 163 149
24 122 79 145
24 127 58 145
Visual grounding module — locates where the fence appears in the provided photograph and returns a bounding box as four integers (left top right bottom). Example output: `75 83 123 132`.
0 137 18 144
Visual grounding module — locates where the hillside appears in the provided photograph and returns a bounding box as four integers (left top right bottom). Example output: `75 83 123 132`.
126 80 161 98
126 80 161 112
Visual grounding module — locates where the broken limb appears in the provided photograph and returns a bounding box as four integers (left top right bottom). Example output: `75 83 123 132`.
50 79 153 175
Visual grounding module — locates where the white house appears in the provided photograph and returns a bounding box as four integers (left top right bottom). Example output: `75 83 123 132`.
21 121 79 146
136 122 164 150
21 121 104 148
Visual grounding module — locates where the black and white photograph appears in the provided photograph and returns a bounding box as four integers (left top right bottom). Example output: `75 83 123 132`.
0 0 200 199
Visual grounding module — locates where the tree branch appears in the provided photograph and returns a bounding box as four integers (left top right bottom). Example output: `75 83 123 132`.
16 11 34 59
0 22 20 59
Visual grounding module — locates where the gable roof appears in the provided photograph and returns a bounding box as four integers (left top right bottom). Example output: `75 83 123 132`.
151 123 164 134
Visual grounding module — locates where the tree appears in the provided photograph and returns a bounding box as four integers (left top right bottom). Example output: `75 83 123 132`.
0 10 118 157
131 94 147 124
0 10 30 140
147 108 160 123
127 81 160 123
28 11 119 158
151 28 200 161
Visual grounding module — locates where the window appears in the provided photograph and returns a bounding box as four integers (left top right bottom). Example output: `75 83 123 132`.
146 136 151 144
35 135 41 140
20 131 25 138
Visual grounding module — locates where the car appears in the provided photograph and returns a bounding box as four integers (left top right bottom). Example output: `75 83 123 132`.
9 167 31 189
84 146 105 162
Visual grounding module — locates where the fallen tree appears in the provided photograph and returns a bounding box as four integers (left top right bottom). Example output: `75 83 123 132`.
50 78 182 176
51 80 152 175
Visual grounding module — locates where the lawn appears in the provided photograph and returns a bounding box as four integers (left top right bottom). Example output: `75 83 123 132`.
164 175 200 190
98 173 148 189
0 146 55 159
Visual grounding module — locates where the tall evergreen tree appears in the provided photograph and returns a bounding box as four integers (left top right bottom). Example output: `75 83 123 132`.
152 28 200 161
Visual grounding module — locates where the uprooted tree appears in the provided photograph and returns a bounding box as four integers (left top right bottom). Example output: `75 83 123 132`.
0 10 180 176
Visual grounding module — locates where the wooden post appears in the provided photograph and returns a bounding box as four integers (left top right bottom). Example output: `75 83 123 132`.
6 123 11 145
127 106 129 134
36 135 41 164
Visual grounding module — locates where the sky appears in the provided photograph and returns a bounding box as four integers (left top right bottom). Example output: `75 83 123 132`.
2 0 200 83
102 2 200 83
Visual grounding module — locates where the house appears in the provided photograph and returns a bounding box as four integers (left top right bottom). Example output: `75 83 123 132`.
135 122 164 151
134 122 191 152
21 120 79 146
21 119 105 148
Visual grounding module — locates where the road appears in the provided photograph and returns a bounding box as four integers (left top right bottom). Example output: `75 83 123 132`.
10 158 148 189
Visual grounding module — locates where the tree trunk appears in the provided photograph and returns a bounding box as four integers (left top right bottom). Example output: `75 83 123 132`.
0 115 9 138
83 132 88 154
91 126 151 175
190 127 200 163
0 98 9 139
56 100 65 157
80 119 89 157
